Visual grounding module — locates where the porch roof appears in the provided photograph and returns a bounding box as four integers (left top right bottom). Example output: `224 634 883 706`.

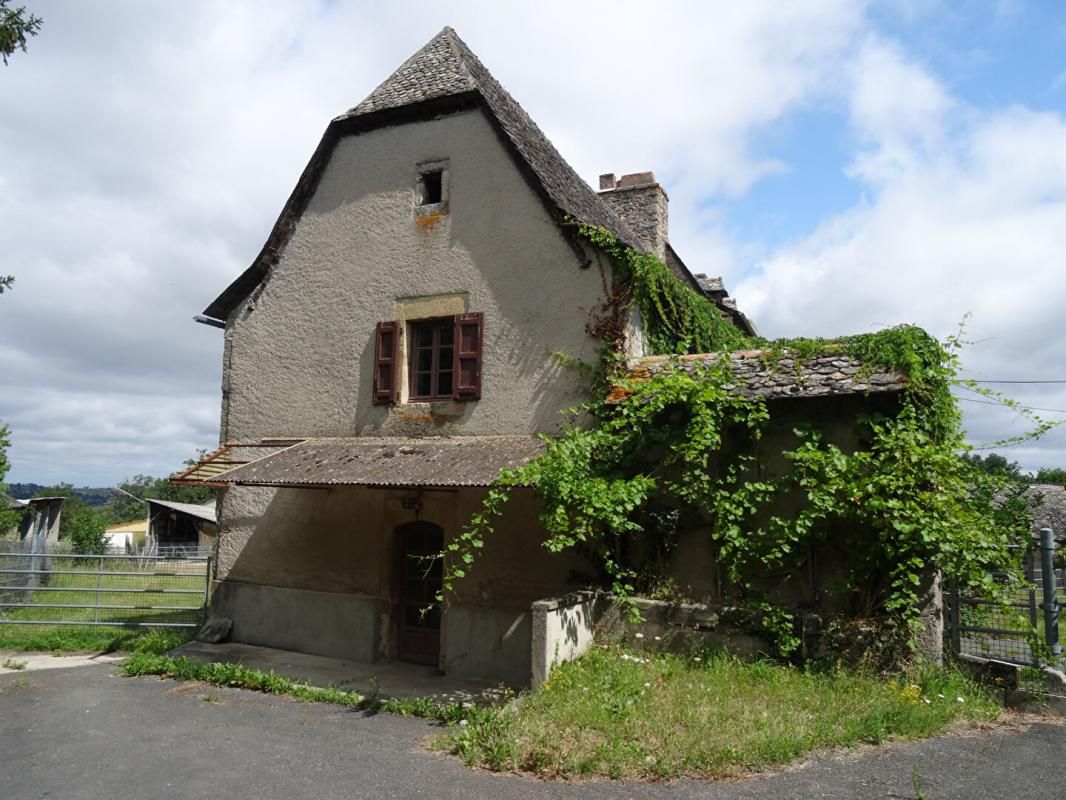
205 436 546 489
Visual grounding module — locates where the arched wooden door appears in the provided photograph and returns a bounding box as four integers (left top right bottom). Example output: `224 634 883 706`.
396 521 443 665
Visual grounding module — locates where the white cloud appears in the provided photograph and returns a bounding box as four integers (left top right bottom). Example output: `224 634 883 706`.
736 47 1066 471
1 0 1063 484
0 0 871 485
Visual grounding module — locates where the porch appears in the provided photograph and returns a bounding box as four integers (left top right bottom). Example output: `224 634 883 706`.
171 640 510 703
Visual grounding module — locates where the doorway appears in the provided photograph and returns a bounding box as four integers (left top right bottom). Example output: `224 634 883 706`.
396 521 443 665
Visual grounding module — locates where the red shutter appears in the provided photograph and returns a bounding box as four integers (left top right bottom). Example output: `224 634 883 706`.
373 321 399 405
453 312 483 401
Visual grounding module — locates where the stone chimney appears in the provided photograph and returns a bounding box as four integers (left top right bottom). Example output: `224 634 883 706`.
598 171 669 260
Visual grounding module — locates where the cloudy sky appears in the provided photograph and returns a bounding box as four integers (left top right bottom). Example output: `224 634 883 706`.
1 0 1064 487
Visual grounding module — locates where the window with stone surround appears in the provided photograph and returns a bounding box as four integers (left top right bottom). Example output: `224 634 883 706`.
372 312 482 405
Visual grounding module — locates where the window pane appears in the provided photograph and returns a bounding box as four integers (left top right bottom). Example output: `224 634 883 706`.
412 323 431 349
439 323 454 346
438 371 452 396
417 349 433 372
415 372 432 397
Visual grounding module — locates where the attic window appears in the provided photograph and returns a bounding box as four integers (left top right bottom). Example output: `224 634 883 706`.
419 171 443 205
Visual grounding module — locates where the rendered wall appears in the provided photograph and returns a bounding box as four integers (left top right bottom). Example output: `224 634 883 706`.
212 485 584 683
221 108 607 444
211 581 384 663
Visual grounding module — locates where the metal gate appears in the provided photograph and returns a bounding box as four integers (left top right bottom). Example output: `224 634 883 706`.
947 527 1063 671
0 549 210 629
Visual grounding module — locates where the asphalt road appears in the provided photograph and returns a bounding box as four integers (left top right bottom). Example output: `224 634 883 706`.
1 664 1063 799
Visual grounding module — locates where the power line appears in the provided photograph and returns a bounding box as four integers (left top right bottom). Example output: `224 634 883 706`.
958 397 1066 414
970 380 1066 384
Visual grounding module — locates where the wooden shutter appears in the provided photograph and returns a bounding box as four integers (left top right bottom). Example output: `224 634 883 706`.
373 321 399 405
453 312 483 401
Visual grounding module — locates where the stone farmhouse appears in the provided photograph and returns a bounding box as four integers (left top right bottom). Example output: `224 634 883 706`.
177 28 907 687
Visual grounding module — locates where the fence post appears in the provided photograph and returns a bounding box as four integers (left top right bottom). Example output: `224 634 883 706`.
1039 528 1060 660
948 579 961 656
201 556 212 627
1026 544 1039 631
94 555 104 624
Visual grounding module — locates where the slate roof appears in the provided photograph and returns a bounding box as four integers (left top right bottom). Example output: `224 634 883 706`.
338 28 643 248
606 349 907 404
210 436 545 488
1025 484 1066 538
204 27 646 320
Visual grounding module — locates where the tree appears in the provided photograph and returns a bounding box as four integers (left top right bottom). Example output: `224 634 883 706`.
960 452 1024 481
1 2 41 294
67 507 107 554
1034 467 1066 486
107 467 216 524
0 1 41 65
0 424 16 533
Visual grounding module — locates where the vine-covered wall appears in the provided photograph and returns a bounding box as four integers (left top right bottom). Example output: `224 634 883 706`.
443 224 1037 662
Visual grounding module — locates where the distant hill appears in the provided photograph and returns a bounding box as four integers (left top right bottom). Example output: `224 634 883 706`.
6 483 115 507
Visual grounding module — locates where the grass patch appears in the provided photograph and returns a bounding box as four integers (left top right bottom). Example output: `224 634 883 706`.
0 625 192 654
442 646 1000 780
122 652 474 722
1 657 27 670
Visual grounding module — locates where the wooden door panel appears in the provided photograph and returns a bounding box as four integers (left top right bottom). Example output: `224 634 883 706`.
397 522 443 666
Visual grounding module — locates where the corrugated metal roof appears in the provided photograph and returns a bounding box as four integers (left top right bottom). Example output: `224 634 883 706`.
147 499 217 523
171 441 303 486
214 436 545 488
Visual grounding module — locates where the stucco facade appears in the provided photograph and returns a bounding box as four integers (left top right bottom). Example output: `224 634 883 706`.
208 105 616 685
221 108 609 445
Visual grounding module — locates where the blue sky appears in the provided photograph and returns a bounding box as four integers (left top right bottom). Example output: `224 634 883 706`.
0 1 1064 485
725 1 1066 256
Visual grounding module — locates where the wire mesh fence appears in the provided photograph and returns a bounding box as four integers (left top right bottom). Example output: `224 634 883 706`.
0 546 210 629
947 529 1064 692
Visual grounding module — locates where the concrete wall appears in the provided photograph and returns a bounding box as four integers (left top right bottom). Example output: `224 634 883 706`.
221 107 608 444
211 484 584 684
528 593 772 686
211 581 384 663
530 592 600 688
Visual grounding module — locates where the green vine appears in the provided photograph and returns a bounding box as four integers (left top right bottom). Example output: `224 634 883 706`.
573 221 748 356
440 227 1049 660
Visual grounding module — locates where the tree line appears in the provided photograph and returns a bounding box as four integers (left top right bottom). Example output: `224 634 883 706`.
961 452 1066 486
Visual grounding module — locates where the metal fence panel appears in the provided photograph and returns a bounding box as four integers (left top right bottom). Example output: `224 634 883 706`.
947 529 1064 679
0 550 210 629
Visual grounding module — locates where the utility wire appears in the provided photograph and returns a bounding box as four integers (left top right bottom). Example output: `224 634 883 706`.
958 397 1066 415
970 380 1066 384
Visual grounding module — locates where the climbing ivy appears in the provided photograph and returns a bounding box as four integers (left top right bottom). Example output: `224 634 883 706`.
573 221 748 356
441 227 1048 659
